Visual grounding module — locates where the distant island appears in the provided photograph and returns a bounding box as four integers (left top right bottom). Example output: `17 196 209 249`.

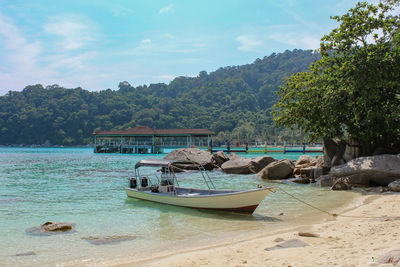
0 49 318 146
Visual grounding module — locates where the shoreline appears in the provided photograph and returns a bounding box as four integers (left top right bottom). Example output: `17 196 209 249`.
113 192 400 267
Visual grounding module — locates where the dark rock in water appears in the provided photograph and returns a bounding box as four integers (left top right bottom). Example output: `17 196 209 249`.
330 154 400 186
316 175 335 187
377 249 400 265
26 222 75 236
299 167 313 178
291 177 310 184
257 159 294 180
212 151 230 167
331 178 352 190
165 148 214 170
14 251 36 256
265 239 309 251
82 235 136 245
42 222 73 232
389 179 400 192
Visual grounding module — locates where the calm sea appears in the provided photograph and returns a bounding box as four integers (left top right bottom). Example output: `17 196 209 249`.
0 148 358 266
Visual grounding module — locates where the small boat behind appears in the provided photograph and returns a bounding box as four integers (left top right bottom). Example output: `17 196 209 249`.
125 159 274 214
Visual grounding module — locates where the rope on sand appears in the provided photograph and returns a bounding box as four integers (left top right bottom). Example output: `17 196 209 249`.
278 187 400 220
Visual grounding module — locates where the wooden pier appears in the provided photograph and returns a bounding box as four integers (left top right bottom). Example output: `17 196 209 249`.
92 126 214 154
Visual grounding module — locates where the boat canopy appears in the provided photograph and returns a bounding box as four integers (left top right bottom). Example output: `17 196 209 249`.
134 159 191 169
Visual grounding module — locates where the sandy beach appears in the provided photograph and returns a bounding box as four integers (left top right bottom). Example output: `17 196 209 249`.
116 192 400 267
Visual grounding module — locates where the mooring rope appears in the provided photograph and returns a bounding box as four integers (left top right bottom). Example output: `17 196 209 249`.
277 187 400 220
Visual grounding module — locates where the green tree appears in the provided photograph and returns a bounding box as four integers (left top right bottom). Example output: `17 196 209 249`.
273 1 400 155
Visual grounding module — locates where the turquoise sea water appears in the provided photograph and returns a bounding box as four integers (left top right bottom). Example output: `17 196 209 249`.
0 148 357 266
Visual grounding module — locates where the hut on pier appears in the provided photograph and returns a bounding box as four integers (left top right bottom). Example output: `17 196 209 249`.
92 126 214 154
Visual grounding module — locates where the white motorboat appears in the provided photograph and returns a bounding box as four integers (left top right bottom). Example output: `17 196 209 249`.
125 159 274 214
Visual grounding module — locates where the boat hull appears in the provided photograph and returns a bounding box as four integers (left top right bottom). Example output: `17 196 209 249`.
125 187 273 213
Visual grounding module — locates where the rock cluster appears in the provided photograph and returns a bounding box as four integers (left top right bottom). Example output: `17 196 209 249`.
316 154 400 190
165 148 400 192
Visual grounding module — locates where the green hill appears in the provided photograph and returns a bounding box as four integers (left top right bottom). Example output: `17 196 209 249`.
0 49 319 145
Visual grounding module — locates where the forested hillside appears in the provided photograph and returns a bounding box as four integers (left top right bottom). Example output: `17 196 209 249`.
0 49 318 145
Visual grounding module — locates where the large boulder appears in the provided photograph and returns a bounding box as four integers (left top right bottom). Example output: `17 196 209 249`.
389 179 400 192
257 159 295 180
315 175 335 187
377 249 400 265
211 151 230 167
294 156 324 178
220 155 275 174
220 157 252 174
330 154 400 186
164 148 214 170
295 155 314 166
248 156 276 173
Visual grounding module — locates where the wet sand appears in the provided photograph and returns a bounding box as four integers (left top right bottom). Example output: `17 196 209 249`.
114 192 400 267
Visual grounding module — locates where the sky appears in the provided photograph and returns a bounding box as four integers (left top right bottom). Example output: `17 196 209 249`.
0 0 365 95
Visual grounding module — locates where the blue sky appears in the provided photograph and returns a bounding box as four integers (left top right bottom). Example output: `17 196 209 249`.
0 0 364 95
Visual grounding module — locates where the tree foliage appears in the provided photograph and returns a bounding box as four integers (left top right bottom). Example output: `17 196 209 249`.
274 1 400 155
0 50 317 145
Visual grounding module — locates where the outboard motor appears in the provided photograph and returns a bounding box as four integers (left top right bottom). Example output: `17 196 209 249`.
129 178 137 189
140 177 149 187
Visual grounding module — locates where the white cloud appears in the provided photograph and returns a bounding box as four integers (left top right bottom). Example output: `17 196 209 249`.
269 32 320 49
111 5 135 17
43 15 96 50
0 13 53 92
235 35 262 51
0 12 105 93
156 74 176 81
141 39 152 45
159 4 174 14
123 35 206 56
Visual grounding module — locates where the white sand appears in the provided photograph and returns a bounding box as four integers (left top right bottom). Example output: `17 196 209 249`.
116 193 400 267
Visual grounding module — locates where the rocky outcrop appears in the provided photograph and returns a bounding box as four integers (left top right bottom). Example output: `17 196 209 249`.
296 155 314 166
330 154 400 186
294 156 324 179
389 179 400 192
248 156 276 173
211 151 230 167
331 177 352 190
220 156 252 174
316 175 335 187
377 249 400 265
164 148 214 170
26 222 74 236
220 155 275 174
257 159 294 180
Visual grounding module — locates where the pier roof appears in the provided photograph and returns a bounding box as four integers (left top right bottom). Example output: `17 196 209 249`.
92 126 214 136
